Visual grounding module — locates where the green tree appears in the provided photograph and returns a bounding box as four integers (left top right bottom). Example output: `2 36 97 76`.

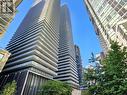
39 80 72 95
100 41 127 95
84 41 127 95
0 80 17 95
84 68 96 87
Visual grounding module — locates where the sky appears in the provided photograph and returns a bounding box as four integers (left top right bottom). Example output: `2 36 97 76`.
0 0 102 67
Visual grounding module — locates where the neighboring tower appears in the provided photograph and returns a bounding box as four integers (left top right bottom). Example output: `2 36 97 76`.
0 0 60 95
0 49 11 72
0 0 23 37
54 5 79 88
84 0 127 54
75 45 83 85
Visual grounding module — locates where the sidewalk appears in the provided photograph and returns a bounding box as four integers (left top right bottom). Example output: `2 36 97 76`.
72 89 81 95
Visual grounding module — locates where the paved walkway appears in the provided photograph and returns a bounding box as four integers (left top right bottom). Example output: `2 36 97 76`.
72 89 81 95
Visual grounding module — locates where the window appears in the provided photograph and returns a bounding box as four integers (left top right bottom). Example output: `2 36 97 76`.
110 10 117 17
106 15 112 22
97 6 103 14
122 0 127 3
102 0 107 7
119 0 127 5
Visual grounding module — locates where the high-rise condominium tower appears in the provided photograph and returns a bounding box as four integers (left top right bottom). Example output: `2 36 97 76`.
85 0 127 54
0 0 60 95
54 5 79 88
75 45 83 85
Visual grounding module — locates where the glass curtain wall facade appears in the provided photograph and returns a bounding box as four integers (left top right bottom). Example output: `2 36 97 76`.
85 0 127 54
54 5 79 89
74 45 83 85
0 0 60 95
